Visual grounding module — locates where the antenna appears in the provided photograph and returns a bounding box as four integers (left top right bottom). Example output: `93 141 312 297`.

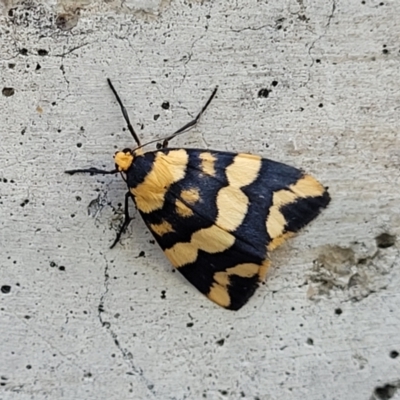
107 78 141 147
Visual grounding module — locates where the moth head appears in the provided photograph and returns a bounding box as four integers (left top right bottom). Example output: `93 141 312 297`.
114 148 134 172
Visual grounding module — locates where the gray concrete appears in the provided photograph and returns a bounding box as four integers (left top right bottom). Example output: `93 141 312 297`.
1 1 399 399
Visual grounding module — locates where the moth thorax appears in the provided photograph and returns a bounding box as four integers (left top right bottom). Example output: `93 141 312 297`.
114 150 134 172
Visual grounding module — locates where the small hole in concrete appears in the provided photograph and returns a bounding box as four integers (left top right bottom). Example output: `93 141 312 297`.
258 88 270 98
56 15 67 28
376 233 396 249
374 384 398 400
1 285 11 294
2 87 15 97
389 351 399 359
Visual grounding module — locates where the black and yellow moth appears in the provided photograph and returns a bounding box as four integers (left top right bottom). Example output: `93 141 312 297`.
66 80 330 310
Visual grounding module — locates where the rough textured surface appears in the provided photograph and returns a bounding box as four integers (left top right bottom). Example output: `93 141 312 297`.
1 1 399 399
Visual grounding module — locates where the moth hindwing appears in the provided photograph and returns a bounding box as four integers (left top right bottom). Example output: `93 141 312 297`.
66 80 330 310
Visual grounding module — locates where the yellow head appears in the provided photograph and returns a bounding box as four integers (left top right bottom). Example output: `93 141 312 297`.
114 147 146 172
114 148 134 172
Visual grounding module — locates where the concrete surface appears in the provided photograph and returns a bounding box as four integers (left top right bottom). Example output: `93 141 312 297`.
1 1 400 399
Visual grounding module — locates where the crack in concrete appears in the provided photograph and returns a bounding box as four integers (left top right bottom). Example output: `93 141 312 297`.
304 0 337 86
326 0 336 29
53 42 92 58
59 59 70 86
308 0 336 63
200 129 211 149
13 313 86 376
230 23 273 33
97 255 157 398
180 4 211 88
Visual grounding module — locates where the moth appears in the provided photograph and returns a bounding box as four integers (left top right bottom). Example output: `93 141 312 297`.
66 80 330 310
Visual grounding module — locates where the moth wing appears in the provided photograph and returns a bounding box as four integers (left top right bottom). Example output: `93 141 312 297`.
140 149 329 310
246 155 331 252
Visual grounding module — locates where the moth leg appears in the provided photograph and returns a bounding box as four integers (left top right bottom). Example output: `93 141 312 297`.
110 191 134 249
65 168 118 175
162 86 218 148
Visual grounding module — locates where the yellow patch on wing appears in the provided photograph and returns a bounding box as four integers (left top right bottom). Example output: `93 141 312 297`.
214 154 261 232
214 271 230 287
165 242 198 267
215 186 248 231
164 225 235 268
207 261 269 308
149 220 175 237
265 174 325 249
266 187 300 240
226 153 262 187
131 149 188 214
175 188 200 217
175 199 194 218
267 232 295 251
258 259 271 280
266 202 287 239
290 175 325 197
226 263 260 277
208 283 231 308
180 188 200 205
199 152 216 176
272 189 298 207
